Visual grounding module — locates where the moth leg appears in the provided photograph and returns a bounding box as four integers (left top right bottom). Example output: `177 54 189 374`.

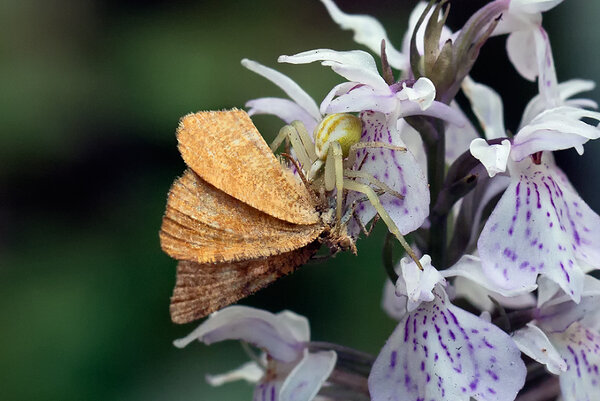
343 179 422 269
270 124 313 173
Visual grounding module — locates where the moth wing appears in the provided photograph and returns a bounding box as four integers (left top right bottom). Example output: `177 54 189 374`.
160 169 323 264
170 243 320 324
177 109 319 225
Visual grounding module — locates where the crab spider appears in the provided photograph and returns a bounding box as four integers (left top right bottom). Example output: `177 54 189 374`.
271 113 421 268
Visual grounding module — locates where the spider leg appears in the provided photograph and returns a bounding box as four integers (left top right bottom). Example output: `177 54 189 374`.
326 142 345 224
270 123 313 172
346 141 407 168
344 170 404 200
343 179 422 269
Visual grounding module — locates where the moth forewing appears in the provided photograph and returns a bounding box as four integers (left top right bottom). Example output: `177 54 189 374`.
176 109 320 225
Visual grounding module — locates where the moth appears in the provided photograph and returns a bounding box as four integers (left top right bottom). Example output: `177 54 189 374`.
159 109 355 324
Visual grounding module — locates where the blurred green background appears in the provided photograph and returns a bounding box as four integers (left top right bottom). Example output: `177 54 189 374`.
1 1 599 400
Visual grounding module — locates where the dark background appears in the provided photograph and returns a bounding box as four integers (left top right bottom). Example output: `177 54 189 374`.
1 1 599 400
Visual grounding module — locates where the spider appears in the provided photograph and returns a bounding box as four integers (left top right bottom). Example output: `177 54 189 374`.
270 113 421 267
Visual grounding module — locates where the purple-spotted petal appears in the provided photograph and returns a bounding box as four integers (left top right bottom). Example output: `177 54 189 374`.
246 97 319 134
279 349 337 401
174 306 307 363
478 154 600 302
242 59 321 121
346 111 429 237
369 286 526 401
549 322 600 401
444 255 538 298
278 49 388 91
512 323 567 374
319 0 406 70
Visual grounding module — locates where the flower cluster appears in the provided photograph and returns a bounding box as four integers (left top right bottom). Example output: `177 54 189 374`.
173 1 600 400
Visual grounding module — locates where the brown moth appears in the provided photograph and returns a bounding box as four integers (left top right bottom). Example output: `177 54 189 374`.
160 109 353 324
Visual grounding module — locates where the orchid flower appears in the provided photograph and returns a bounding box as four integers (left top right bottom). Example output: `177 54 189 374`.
512 275 600 401
462 75 600 302
242 57 432 236
371 255 526 401
174 306 336 401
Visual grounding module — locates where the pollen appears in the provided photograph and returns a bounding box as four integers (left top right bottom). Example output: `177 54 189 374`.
314 113 362 159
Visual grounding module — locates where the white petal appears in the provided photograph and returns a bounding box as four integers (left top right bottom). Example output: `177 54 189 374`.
478 154 600 302
445 255 538 297
445 101 479 164
396 255 446 312
506 30 538 81
396 78 436 111
279 350 337 401
242 59 321 121
399 100 469 127
382 279 408 321
369 286 526 401
549 322 600 401
534 27 560 106
520 79 596 127
174 306 307 363
462 76 506 139
325 84 396 115
469 138 511 178
319 82 359 116
206 361 264 386
512 323 567 374
510 0 564 14
278 49 388 91
319 0 406 70
512 106 600 160
246 97 319 134
453 276 537 312
346 111 429 237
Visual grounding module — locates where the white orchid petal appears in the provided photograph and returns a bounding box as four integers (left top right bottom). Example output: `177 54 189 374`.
319 0 407 70
521 79 597 127
511 0 564 14
512 106 600 160
279 49 388 91
396 255 446 311
325 85 396 114
319 82 359 115
444 255 538 297
246 97 319 134
369 286 526 401
346 111 429 237
398 100 469 127
534 27 560 106
512 324 567 374
279 350 337 401
478 155 600 303
382 279 409 321
445 101 479 164
206 361 265 386
397 78 436 111
241 59 321 121
462 76 506 139
174 306 306 363
469 138 511 178
506 30 538 81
